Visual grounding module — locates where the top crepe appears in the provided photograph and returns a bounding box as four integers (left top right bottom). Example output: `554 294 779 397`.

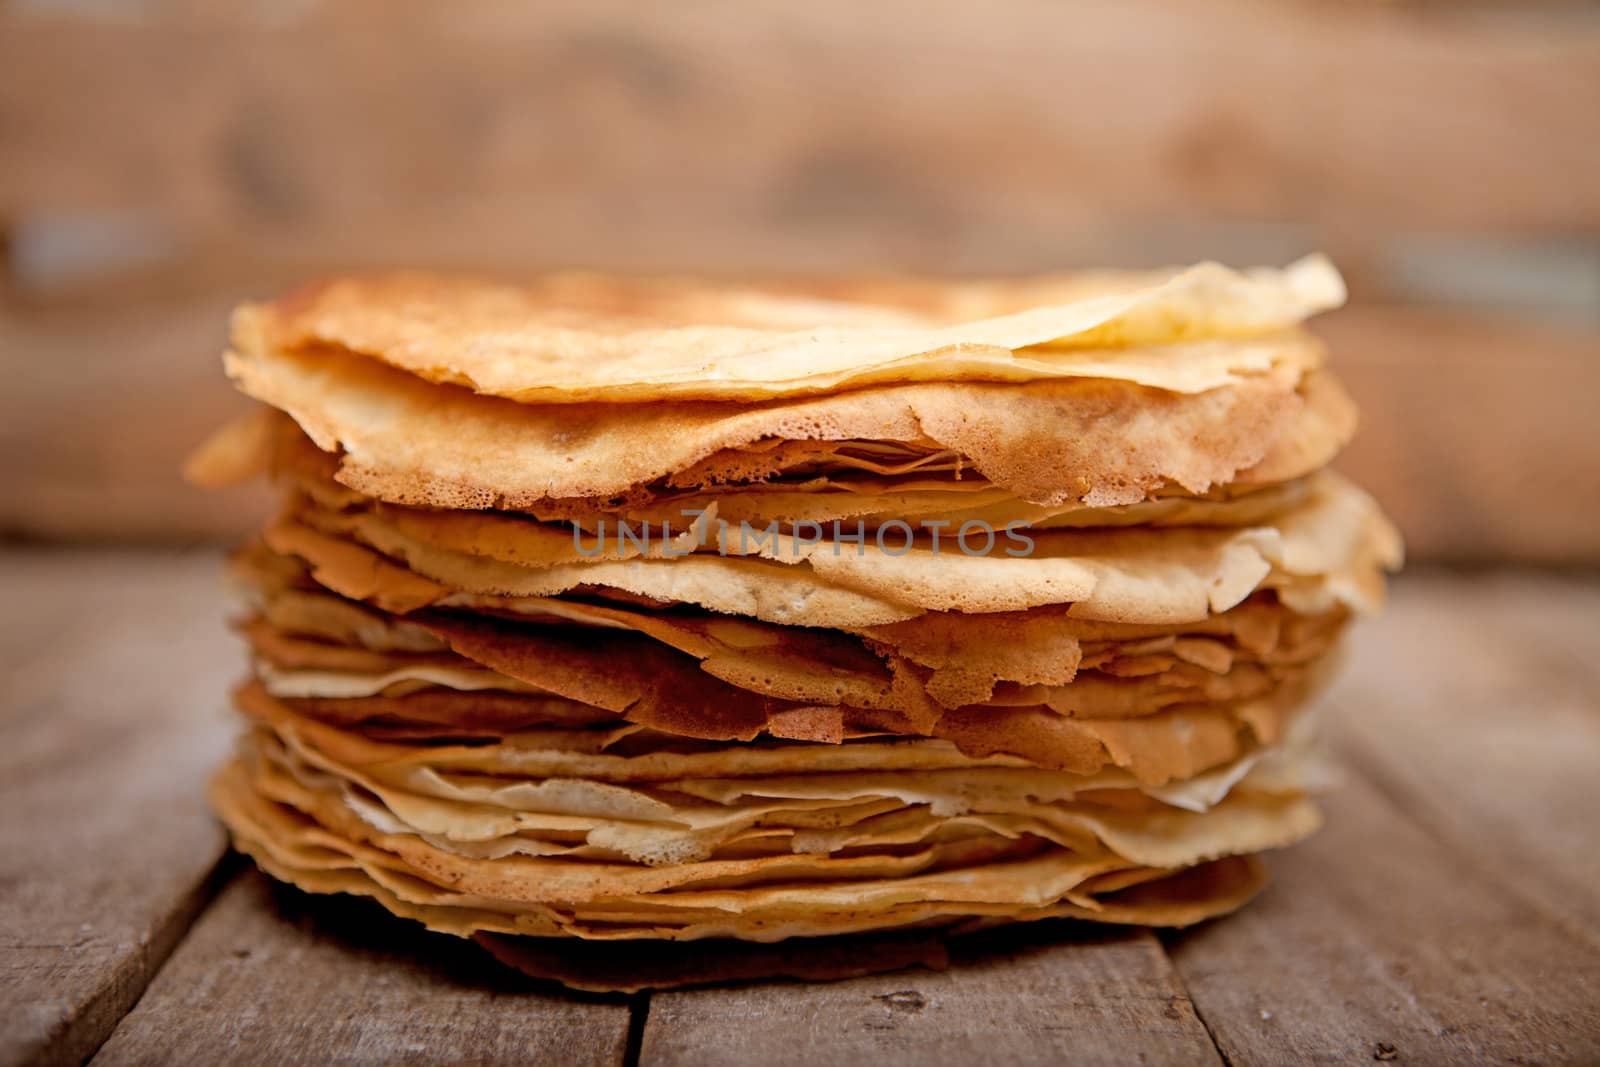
231 256 1344 404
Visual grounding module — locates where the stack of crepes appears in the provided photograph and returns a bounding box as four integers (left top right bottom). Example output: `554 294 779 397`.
187 254 1401 991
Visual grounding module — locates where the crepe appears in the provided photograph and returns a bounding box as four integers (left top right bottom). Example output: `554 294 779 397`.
251 402 1338 535
233 530 1349 721
233 256 1344 403
223 332 1343 511
463 854 1266 992
207 699 1320 941
258 470 1394 629
241 701 1327 864
191 255 1400 991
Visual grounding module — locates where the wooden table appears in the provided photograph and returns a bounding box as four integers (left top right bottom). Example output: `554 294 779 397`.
4 549 1597 1066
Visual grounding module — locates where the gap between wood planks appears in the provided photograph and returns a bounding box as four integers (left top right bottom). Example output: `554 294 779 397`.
88 868 634 1066
636 926 1225 1066
622 992 650 1067
70 854 239 1065
1169 971 1238 1067
15 854 236 1067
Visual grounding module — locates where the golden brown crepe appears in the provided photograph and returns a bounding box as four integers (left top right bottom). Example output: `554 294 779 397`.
223 340 1346 511
234 256 1343 403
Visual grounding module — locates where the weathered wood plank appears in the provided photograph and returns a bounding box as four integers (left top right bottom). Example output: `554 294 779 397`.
0 293 273 543
2 0 1596 249
1319 308 1600 565
1439 570 1600 680
91 869 633 1067
1164 576 1600 1065
1167 769 1600 1064
1329 572 1600 933
640 926 1222 1067
0 551 235 1067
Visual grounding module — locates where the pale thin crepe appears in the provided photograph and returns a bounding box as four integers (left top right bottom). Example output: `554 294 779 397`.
257 403 1337 536
239 703 1326 868
241 593 1339 727
272 470 1399 627
234 256 1344 403
211 747 1302 942
236 533 1345 712
238 662 1312 786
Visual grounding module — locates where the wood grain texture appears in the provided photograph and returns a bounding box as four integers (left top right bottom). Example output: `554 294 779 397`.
2 0 1597 260
91 871 633 1067
1330 572 1600 934
641 926 1220 1067
1318 307 1600 565
0 290 273 544
1164 575 1600 1066
1165 770 1600 1065
0 551 235 1067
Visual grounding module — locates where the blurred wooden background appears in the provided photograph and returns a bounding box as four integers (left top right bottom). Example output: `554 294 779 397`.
1 0 1596 562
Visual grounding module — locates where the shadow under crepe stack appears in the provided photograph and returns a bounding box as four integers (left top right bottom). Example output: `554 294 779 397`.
188 255 1402 992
